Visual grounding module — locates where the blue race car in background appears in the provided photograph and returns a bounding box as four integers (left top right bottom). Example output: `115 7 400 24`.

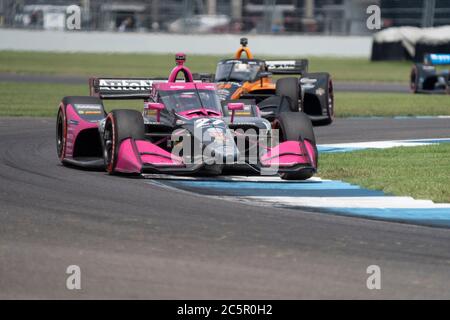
410 53 450 94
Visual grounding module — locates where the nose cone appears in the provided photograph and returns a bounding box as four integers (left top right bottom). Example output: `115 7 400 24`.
203 140 240 165
218 144 240 164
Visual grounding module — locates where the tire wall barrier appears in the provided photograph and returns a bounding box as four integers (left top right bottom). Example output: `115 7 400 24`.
371 26 450 62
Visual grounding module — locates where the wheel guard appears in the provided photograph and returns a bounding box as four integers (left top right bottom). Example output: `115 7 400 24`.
114 138 316 175
260 140 316 171
115 139 184 174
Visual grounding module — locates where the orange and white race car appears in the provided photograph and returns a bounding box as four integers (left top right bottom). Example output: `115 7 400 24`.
197 38 334 126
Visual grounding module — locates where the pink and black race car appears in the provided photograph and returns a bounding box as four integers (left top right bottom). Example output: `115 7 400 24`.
56 53 318 180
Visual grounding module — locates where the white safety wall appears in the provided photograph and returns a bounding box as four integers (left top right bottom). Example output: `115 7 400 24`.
0 29 372 57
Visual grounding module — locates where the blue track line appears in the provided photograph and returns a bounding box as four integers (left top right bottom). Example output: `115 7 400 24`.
327 208 450 228
167 180 385 197
155 178 450 228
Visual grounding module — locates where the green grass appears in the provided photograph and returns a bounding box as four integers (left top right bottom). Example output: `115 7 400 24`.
2 82 449 117
0 51 411 83
335 92 450 117
319 144 450 203
0 51 221 80
0 82 142 117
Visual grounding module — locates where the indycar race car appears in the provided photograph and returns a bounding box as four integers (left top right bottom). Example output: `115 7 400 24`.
195 38 334 126
410 53 450 94
56 53 318 180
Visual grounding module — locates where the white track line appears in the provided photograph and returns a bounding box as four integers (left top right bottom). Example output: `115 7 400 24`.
242 196 450 209
319 137 450 151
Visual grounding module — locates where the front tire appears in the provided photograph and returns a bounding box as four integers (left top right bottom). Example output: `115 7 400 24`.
103 109 145 174
274 112 317 180
276 77 300 112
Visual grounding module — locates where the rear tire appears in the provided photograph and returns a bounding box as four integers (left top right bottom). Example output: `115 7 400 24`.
410 64 419 93
410 63 439 93
103 109 145 174
306 72 334 126
274 112 317 180
276 77 300 112
56 96 105 163
56 106 66 162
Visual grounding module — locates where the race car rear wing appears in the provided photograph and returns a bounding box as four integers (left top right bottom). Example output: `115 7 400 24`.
89 78 159 100
265 59 309 75
424 54 450 66
89 77 206 99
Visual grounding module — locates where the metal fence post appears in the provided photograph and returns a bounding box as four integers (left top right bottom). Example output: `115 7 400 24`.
422 0 436 28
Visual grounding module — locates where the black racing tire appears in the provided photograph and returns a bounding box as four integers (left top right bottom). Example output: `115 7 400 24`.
306 72 334 126
410 64 420 93
56 106 66 162
56 96 104 163
103 109 145 174
276 112 316 145
274 112 317 180
410 63 439 93
280 169 315 181
276 77 300 112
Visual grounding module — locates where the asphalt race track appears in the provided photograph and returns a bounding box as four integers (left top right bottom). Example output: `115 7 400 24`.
1 117 450 299
315 117 450 143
